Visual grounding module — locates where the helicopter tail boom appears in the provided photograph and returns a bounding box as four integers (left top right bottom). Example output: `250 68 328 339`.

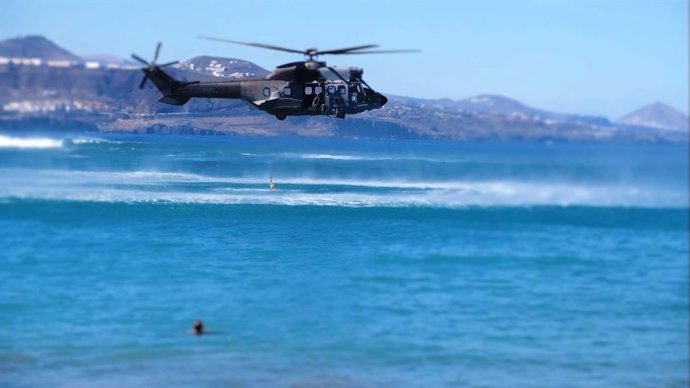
138 61 243 105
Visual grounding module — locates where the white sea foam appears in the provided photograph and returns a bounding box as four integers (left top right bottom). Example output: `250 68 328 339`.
0 135 123 149
241 152 379 161
0 168 685 208
285 153 379 161
0 135 64 149
243 152 443 162
0 186 683 208
68 137 120 145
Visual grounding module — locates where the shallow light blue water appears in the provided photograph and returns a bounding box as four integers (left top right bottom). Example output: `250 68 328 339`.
0 133 688 387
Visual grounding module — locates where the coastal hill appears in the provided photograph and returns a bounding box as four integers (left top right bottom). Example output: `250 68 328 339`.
0 35 687 141
181 56 270 79
384 94 611 127
617 102 689 132
0 35 80 61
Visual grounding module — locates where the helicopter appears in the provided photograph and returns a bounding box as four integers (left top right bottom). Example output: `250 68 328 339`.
131 38 418 120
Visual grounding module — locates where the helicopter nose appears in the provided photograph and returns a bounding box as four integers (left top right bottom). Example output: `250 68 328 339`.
377 93 388 106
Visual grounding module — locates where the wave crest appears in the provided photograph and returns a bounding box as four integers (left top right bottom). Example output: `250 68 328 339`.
0 169 685 208
0 135 64 149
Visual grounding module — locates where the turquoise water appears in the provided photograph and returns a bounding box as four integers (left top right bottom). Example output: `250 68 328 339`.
0 133 688 387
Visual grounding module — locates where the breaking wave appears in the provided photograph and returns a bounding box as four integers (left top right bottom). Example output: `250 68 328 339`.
282 153 387 161
0 168 685 208
67 137 121 145
242 152 443 162
0 135 121 150
0 135 64 149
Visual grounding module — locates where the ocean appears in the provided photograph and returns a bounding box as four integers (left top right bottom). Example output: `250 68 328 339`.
0 132 687 387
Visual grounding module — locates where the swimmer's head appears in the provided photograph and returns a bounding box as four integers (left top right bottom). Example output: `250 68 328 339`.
193 320 204 335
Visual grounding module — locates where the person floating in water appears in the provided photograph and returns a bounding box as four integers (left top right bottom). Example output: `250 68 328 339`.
191 320 204 335
269 176 277 191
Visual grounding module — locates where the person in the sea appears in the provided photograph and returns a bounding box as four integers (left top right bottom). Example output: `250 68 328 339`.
269 177 277 191
191 320 204 335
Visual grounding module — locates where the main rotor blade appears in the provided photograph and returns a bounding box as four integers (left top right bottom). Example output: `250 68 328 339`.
198 36 305 55
159 60 179 67
139 75 149 89
153 42 162 63
131 54 150 66
317 44 379 55
339 49 421 55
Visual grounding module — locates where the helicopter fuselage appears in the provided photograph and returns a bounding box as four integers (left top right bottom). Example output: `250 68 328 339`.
145 61 388 120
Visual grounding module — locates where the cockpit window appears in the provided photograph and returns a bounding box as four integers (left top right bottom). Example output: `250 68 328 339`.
283 87 291 96
327 85 336 94
304 86 313 95
263 87 270 97
315 86 323 94
319 67 344 80
338 85 346 95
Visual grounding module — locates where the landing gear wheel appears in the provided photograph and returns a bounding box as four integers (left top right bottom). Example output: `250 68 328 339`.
276 113 286 121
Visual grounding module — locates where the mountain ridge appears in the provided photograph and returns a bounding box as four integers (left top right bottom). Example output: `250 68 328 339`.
0 35 81 61
181 56 270 79
617 102 688 131
0 35 686 142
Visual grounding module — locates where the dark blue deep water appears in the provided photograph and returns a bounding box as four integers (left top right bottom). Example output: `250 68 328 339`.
0 133 688 387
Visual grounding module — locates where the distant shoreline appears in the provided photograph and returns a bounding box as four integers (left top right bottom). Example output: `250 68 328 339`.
1 114 687 143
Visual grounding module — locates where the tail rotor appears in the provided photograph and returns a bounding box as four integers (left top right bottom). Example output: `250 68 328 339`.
131 42 179 89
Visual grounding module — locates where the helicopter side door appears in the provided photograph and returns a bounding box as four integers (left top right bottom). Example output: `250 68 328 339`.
302 82 326 113
325 82 348 112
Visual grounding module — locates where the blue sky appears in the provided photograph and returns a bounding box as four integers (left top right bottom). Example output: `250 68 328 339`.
2 0 688 118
